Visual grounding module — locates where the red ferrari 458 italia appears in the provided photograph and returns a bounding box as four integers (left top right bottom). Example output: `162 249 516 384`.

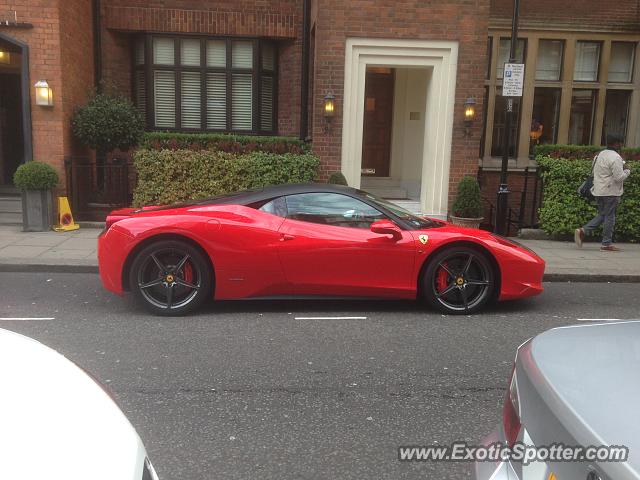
98 184 544 316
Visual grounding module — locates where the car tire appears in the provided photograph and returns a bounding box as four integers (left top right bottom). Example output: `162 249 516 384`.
422 245 495 315
129 240 212 316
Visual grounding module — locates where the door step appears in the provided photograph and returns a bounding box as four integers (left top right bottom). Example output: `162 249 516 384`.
0 194 23 226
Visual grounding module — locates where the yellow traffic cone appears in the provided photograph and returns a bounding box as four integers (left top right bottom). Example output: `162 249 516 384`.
53 196 80 232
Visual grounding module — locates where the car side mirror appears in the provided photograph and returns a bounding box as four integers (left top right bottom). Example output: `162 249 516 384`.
370 220 401 239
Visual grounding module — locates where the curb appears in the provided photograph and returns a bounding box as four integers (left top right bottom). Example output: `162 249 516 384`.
0 264 98 274
1 263 639 283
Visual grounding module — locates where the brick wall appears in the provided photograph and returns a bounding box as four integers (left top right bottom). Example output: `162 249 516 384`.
490 0 640 31
101 0 303 136
311 0 490 206
0 1 94 193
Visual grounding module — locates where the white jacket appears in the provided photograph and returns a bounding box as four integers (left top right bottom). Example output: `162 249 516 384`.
591 149 630 197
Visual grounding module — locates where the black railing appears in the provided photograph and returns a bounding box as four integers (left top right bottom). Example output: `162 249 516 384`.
65 156 132 221
478 166 543 236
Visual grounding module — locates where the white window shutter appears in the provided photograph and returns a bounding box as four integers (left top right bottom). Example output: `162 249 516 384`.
232 74 253 130
153 38 175 65
135 70 146 117
181 39 201 66
260 76 273 131
206 73 227 129
154 71 176 128
181 72 201 129
232 41 253 69
207 40 226 68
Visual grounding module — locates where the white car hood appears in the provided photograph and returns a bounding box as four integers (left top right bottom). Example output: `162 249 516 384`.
0 329 147 480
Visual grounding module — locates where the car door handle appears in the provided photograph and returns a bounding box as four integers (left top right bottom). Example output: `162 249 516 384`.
280 234 296 241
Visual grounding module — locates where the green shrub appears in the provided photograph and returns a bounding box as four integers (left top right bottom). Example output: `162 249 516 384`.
133 149 320 206
451 176 483 218
537 155 640 240
140 131 309 154
535 144 640 161
73 93 144 153
328 171 348 186
13 161 59 190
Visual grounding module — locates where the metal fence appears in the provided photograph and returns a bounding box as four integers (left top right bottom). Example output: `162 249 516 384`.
65 156 132 221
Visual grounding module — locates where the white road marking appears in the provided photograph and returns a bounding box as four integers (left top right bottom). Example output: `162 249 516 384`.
0 317 55 321
576 318 622 322
295 316 368 320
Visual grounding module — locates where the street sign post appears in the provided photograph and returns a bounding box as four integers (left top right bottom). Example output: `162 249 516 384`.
502 63 525 97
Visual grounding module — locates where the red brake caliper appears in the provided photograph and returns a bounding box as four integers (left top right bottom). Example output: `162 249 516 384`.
183 262 194 284
436 262 449 294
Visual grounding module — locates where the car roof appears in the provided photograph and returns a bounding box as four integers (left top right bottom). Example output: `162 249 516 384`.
197 183 365 206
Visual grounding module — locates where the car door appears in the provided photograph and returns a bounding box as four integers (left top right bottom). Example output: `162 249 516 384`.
276 192 416 298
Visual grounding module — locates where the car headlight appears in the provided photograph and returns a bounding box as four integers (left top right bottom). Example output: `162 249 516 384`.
143 457 159 480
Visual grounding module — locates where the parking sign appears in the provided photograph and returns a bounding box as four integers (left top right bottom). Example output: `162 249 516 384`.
503 63 525 97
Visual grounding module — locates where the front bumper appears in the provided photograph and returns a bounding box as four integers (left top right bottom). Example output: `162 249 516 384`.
98 227 133 295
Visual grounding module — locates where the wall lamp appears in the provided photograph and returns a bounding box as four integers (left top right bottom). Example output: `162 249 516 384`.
324 93 336 118
34 80 53 107
463 97 476 136
0 50 10 65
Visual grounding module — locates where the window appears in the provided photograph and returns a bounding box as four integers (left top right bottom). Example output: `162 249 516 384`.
531 88 561 149
569 89 597 144
134 35 277 134
258 197 287 217
574 41 600 81
536 40 564 81
602 90 631 145
284 193 386 229
491 90 521 158
609 42 635 83
496 38 526 79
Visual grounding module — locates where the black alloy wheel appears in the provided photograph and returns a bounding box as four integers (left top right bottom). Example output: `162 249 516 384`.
423 246 495 314
129 240 212 316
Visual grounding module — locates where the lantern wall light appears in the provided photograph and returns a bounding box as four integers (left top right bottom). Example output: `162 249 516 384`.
324 93 335 118
0 50 10 65
34 80 53 107
463 96 476 136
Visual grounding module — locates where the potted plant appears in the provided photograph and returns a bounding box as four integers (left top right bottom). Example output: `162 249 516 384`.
450 176 484 229
13 161 59 232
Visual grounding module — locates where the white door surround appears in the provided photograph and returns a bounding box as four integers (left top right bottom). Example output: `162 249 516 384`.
341 38 459 219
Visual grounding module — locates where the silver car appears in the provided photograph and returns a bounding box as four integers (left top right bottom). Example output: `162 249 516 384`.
475 321 639 480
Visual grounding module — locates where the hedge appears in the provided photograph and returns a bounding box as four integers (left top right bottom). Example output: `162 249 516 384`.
133 149 320 207
140 131 309 154
537 155 640 240
535 144 640 161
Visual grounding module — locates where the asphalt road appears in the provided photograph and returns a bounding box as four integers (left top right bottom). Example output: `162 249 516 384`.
1 273 638 479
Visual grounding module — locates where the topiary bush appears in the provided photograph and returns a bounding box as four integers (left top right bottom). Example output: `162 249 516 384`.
73 93 144 154
133 149 320 207
140 131 309 154
13 161 59 190
328 171 348 186
537 155 640 240
452 176 483 218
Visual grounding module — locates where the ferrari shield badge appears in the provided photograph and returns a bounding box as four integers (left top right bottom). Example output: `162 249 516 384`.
418 234 429 245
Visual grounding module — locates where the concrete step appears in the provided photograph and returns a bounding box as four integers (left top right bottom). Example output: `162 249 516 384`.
360 176 401 188
0 196 22 214
390 200 423 215
362 186 408 199
0 211 22 225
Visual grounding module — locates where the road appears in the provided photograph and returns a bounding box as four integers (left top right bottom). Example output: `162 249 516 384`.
1 272 638 479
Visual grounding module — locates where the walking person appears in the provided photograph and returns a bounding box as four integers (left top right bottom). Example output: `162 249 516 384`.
575 135 631 251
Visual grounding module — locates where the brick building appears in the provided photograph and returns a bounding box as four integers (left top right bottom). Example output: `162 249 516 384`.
0 0 639 222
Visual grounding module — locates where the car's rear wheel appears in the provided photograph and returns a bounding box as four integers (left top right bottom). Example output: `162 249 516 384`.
129 240 212 316
422 246 495 315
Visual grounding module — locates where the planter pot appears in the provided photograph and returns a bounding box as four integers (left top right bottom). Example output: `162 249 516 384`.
449 215 484 229
21 189 54 232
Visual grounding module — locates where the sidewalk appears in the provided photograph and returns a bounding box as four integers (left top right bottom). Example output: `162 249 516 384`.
0 225 638 281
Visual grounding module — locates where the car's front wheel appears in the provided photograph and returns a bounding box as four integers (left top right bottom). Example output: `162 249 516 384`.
422 246 495 315
129 240 212 316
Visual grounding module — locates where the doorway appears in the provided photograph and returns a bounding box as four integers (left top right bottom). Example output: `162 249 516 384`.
0 34 31 187
361 68 394 178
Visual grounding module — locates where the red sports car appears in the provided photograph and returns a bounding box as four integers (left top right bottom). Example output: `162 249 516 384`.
98 184 544 316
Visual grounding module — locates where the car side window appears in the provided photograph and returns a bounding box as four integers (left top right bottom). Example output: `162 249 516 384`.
284 193 386 229
258 197 287 217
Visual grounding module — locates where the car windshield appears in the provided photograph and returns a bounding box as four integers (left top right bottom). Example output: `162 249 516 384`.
358 191 443 229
